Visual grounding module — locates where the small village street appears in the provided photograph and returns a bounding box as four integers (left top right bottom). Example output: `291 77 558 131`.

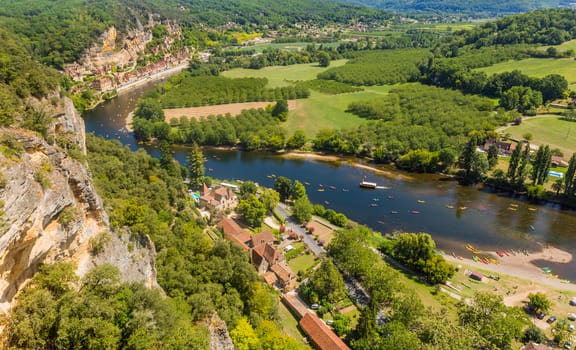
275 203 325 256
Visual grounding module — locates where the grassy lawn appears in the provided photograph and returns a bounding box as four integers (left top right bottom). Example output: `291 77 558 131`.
221 60 348 88
222 60 396 137
476 58 576 89
500 115 576 158
242 42 341 53
539 39 576 53
288 251 318 275
285 85 393 137
277 302 310 348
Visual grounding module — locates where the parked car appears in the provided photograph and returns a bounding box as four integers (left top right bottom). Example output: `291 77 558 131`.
311 303 319 310
570 323 575 332
570 314 576 321
570 298 576 306
548 316 558 324
537 312 546 320
564 340 572 350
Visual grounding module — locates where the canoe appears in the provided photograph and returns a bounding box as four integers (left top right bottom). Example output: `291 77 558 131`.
324 201 330 205
472 256 480 262
370 203 379 207
317 188 325 192
417 200 426 204
466 244 482 254
446 205 454 209
410 210 421 214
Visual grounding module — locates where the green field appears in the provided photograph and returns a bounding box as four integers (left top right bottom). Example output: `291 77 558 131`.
222 61 394 136
277 303 310 348
540 39 576 52
242 42 340 53
501 115 576 157
287 250 318 274
476 58 576 89
222 60 348 88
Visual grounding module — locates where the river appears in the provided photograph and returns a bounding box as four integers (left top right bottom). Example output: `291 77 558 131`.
83 81 576 280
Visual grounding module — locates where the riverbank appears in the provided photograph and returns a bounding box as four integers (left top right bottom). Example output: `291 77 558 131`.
282 151 415 181
116 61 190 95
444 245 576 292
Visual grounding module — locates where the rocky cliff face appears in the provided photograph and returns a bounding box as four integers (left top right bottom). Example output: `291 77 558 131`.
64 15 186 82
0 98 157 312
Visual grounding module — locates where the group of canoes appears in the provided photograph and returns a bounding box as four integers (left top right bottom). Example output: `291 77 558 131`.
472 255 501 265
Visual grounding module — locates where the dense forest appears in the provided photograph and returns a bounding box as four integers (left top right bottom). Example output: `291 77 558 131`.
333 0 571 18
317 49 431 85
149 75 309 108
4 2 576 348
0 0 393 69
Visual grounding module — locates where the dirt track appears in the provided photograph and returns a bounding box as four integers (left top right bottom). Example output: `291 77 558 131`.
163 100 296 122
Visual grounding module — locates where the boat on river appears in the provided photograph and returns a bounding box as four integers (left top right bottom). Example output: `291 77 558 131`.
417 200 425 204
370 203 379 207
329 186 336 190
410 210 421 214
317 188 325 192
466 244 482 254
359 181 377 189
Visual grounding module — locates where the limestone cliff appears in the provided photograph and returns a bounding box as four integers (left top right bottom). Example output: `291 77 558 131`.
0 98 157 312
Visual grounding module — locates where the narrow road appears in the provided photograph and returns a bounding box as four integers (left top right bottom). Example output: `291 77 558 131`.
275 203 325 257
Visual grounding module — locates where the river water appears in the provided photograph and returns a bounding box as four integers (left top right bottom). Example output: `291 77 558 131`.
83 81 576 280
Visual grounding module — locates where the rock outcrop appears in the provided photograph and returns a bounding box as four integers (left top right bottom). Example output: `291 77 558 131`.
206 313 235 350
0 97 157 312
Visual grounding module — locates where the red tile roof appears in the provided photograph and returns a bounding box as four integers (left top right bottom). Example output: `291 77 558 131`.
217 218 250 250
299 312 350 350
270 262 295 284
252 230 276 247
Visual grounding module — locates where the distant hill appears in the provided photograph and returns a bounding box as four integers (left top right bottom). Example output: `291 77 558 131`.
331 0 573 18
0 0 392 69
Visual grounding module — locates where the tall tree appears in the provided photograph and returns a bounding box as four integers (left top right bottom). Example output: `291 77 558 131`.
507 142 522 183
564 153 576 197
291 180 307 201
187 143 206 190
516 142 531 187
274 176 292 202
292 196 313 224
487 144 499 169
531 144 552 185
461 136 477 180
528 292 551 314
317 51 331 67
237 194 266 227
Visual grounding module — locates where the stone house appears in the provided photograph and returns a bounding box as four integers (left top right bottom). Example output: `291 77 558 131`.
483 138 517 155
216 217 250 250
200 185 238 212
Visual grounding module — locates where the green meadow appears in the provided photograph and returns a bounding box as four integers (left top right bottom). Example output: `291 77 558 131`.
222 59 348 87
222 61 394 137
476 57 576 89
241 41 340 53
501 115 576 157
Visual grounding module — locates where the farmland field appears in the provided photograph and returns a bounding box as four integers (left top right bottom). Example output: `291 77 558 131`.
221 60 348 88
222 61 395 136
163 100 297 122
476 58 576 89
501 115 576 158
242 41 340 53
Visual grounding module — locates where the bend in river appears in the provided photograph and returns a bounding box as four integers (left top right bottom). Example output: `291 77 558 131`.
84 81 576 280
